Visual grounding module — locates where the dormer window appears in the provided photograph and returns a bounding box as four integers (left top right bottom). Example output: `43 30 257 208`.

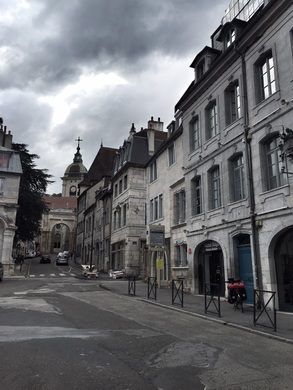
196 60 205 81
225 28 235 48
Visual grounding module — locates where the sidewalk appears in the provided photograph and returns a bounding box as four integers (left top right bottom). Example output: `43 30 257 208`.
99 279 293 344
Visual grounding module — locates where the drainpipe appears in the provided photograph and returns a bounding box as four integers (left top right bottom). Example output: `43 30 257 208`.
239 49 263 292
90 209 95 272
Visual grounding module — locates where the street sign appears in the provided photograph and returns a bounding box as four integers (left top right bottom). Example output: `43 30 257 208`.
149 225 165 249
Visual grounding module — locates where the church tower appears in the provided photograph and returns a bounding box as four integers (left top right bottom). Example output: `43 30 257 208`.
61 138 87 197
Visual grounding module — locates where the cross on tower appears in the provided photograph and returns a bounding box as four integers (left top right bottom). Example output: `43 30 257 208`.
75 136 83 148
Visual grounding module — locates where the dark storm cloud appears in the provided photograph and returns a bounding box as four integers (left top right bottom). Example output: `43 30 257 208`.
0 0 225 91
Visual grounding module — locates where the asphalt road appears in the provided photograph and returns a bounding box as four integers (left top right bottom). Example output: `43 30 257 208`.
0 260 292 389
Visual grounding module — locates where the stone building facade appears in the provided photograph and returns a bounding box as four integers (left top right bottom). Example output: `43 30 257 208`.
0 119 22 274
75 146 117 269
174 0 293 310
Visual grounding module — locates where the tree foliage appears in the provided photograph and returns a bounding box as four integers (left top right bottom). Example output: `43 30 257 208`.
13 143 52 241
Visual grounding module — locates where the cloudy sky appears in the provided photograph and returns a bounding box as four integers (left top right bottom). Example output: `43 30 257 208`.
0 0 227 194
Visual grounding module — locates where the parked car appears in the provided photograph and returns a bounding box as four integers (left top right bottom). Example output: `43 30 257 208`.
56 254 68 266
81 264 98 278
40 254 51 264
0 262 3 281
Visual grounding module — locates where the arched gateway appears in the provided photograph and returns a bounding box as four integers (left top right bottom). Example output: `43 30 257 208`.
195 240 225 297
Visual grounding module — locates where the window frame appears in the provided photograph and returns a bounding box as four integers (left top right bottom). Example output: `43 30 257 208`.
255 50 276 103
191 176 202 216
209 166 221 210
263 135 287 191
225 81 241 125
168 143 175 166
230 153 246 202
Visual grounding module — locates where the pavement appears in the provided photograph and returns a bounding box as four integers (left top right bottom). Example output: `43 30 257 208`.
99 279 293 344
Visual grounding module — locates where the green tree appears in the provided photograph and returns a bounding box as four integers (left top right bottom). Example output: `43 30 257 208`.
13 143 52 241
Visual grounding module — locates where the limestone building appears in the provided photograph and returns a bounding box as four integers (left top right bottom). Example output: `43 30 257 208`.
0 118 22 274
146 120 187 285
175 0 293 310
111 119 167 276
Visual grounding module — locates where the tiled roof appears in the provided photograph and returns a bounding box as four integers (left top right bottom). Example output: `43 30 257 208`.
43 196 77 210
79 146 118 187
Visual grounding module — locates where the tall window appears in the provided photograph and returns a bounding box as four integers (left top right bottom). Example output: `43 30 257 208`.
206 101 218 140
174 190 186 225
159 194 163 219
209 166 221 209
114 183 118 197
256 51 276 102
231 154 245 201
124 175 128 190
264 136 287 190
119 179 123 194
168 144 175 166
189 116 200 152
191 176 202 215
225 81 240 125
150 160 157 182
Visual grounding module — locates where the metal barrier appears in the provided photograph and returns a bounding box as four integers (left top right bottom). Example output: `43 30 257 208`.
127 276 136 296
253 289 277 332
147 277 157 300
204 283 221 318
172 279 184 308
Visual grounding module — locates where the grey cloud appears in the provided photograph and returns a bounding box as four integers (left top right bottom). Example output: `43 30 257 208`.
0 0 226 91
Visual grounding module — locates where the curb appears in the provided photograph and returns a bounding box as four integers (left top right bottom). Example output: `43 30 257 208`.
99 283 293 346
138 298 293 346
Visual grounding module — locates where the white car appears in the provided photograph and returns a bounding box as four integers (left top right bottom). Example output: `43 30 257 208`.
81 265 98 278
109 269 125 279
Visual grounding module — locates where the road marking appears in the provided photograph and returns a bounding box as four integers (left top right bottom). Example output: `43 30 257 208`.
30 275 35 278
39 274 45 277
59 273 66 277
50 274 56 277
70 273 75 277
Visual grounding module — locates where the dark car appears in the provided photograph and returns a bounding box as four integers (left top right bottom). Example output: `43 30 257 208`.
0 262 3 281
40 255 51 264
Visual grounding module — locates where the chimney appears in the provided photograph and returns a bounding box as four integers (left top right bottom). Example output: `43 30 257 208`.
147 116 164 132
4 130 12 149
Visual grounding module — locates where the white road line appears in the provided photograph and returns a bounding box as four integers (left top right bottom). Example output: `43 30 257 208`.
30 275 35 278
50 274 56 277
59 273 66 277
39 274 45 277
70 273 75 277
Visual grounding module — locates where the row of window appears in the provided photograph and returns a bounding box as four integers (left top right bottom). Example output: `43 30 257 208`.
114 175 128 197
149 143 176 183
189 51 276 153
149 194 163 222
191 135 287 215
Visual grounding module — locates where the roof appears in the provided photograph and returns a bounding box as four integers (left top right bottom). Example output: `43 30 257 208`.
79 146 118 187
43 196 77 210
190 46 221 68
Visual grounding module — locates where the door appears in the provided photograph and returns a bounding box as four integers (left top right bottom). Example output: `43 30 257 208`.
238 245 254 304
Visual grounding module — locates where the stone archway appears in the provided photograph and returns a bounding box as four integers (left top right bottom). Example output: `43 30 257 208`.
274 227 293 312
195 240 225 297
51 223 70 253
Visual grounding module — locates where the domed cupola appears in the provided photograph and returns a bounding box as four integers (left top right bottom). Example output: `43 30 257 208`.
62 138 87 197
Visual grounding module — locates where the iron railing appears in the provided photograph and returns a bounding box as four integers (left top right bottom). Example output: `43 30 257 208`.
253 289 277 332
204 283 221 318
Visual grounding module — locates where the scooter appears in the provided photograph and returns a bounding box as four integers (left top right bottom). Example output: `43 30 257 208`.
226 278 247 312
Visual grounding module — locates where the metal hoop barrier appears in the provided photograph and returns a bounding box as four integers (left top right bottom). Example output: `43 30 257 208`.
253 289 277 332
147 277 157 300
127 276 136 296
172 279 184 308
204 283 221 318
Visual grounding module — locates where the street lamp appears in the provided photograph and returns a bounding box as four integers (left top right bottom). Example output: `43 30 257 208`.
279 127 293 174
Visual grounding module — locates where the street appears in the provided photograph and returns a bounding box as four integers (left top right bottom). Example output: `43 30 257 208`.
0 258 292 389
